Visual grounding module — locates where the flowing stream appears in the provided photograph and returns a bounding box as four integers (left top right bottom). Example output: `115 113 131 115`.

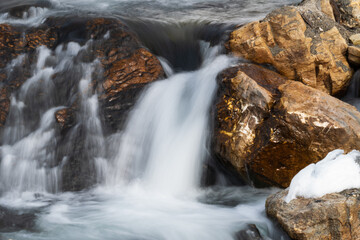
0 0 301 239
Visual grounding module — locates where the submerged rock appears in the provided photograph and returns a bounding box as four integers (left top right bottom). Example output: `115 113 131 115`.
227 0 353 95
234 224 264 240
0 206 36 232
213 64 360 187
266 188 360 240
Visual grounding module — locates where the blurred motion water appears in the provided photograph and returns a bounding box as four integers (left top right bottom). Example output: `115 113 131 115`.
0 0 300 24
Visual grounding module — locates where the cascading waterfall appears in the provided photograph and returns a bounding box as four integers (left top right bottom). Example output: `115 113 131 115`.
0 41 105 199
0 40 288 239
0 46 61 196
343 69 360 110
102 45 231 196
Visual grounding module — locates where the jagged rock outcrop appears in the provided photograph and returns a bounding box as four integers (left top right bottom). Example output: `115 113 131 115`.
266 188 360 240
213 64 360 187
227 0 353 95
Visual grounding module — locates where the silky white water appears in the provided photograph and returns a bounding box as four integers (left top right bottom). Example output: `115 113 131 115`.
0 0 300 25
102 45 228 196
0 41 104 198
0 43 287 239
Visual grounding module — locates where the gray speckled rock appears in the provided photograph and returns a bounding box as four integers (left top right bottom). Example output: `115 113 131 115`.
266 188 360 240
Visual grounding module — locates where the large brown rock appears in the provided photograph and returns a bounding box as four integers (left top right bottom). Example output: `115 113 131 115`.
214 64 360 187
266 188 360 240
214 64 287 183
90 18 165 131
227 1 353 95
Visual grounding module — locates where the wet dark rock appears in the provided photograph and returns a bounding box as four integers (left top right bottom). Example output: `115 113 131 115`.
0 206 36 232
234 224 264 240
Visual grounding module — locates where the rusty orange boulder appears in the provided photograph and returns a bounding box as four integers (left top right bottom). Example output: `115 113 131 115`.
213 64 360 187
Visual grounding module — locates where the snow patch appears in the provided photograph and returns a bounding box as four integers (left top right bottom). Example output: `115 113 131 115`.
285 149 360 203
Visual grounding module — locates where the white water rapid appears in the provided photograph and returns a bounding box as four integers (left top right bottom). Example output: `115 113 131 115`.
0 42 288 240
101 45 227 195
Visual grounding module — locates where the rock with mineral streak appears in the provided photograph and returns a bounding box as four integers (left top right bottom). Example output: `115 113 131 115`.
214 64 360 188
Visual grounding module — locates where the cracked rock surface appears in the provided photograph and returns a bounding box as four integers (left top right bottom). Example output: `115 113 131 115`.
227 0 356 95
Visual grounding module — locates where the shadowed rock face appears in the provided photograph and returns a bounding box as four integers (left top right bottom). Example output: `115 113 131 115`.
332 0 360 28
213 64 360 187
227 0 354 95
266 189 360 240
